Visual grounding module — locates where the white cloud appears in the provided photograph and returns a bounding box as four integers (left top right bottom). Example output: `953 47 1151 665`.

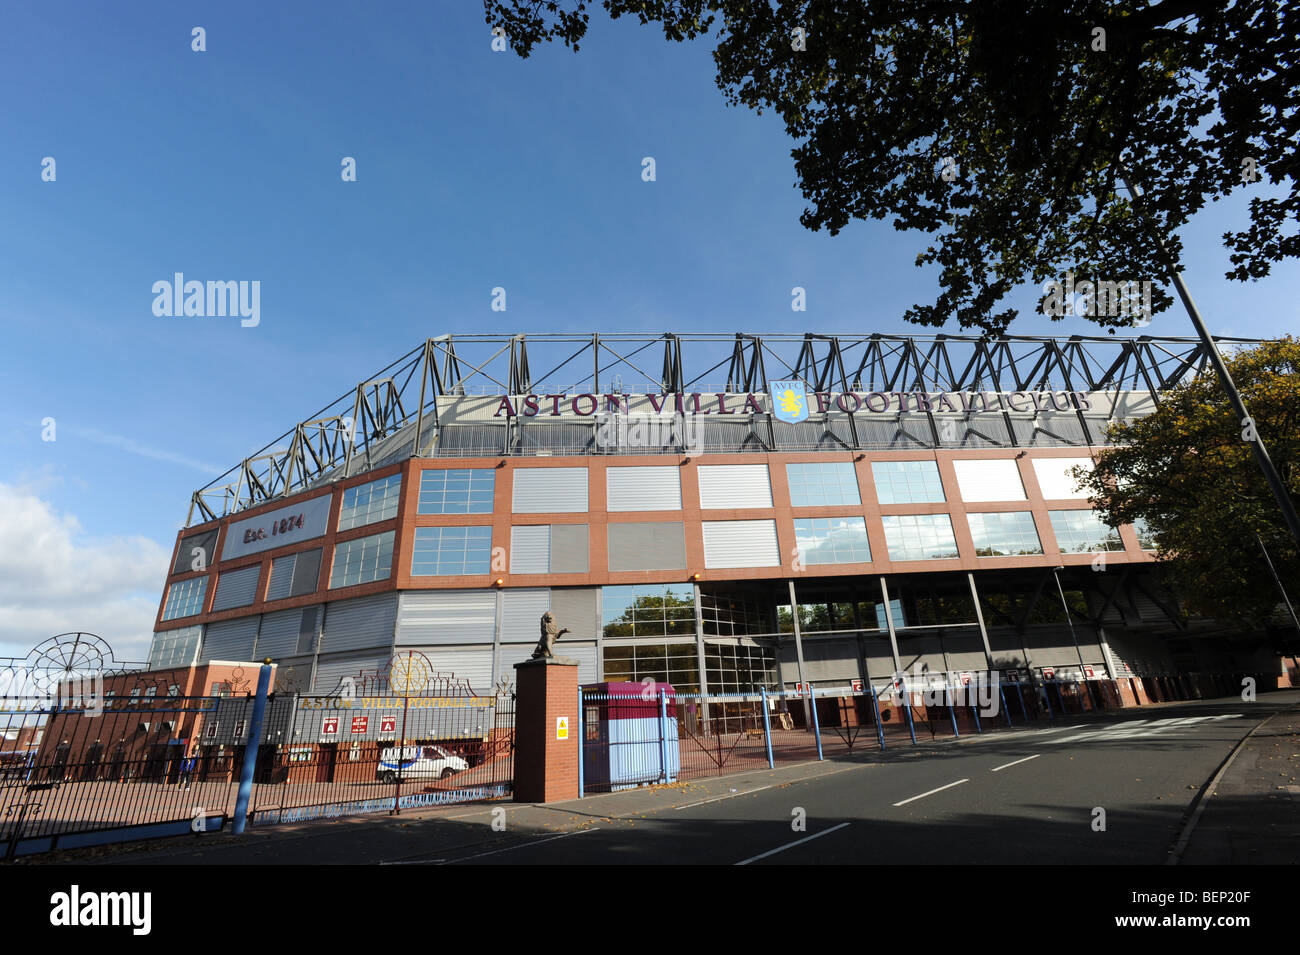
0 483 169 662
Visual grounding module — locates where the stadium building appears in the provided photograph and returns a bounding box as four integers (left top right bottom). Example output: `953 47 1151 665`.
146 333 1297 706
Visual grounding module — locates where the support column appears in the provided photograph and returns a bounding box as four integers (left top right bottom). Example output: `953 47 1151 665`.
879 576 903 675
513 658 579 803
967 572 996 671
788 580 812 725
693 584 710 725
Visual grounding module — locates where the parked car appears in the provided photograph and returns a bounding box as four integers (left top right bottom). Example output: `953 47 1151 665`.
377 744 467 783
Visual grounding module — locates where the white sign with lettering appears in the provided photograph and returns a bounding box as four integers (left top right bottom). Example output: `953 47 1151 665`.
219 495 333 561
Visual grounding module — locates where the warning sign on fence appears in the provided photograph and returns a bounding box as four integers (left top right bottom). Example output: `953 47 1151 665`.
350 715 368 734
851 679 863 693
556 717 569 740
322 717 338 735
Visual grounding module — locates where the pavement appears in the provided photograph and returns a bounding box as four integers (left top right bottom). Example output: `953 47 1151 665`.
1177 706 1300 865
19 689 1300 866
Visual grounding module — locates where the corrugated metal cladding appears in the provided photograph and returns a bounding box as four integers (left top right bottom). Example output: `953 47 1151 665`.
697 464 772 509
266 549 322 602
200 617 259 662
322 593 398 653
607 522 686 571
550 524 589 573
256 607 317 659
415 647 495 693
396 591 495 645
549 588 598 642
501 589 549 643
270 655 315 694
510 525 550 573
265 555 295 602
512 467 588 513
498 642 598 685
211 565 260 611
781 639 859 682
702 520 781 568
606 466 682 511
311 652 389 695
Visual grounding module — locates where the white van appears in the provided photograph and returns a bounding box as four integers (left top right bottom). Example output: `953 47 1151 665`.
377 744 468 783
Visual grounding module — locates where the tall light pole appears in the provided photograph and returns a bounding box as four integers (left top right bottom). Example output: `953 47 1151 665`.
1121 174 1300 551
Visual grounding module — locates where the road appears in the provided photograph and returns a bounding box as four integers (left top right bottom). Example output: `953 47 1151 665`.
60 690 1299 866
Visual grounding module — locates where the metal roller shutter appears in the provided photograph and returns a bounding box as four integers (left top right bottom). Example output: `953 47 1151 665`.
501 589 549 643
212 565 260 611
311 652 389 695
549 524 589 573
697 465 772 509
266 555 295 602
702 520 780 568
415 647 495 694
953 459 1026 502
512 467 588 513
510 526 550 573
257 607 311 659
1032 457 1094 499
606 466 682 511
200 616 260 662
497 641 597 687
395 591 496 645
322 593 398 653
549 588 598 642
607 522 686 571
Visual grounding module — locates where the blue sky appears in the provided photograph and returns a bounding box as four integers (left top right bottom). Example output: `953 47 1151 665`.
0 3 1296 658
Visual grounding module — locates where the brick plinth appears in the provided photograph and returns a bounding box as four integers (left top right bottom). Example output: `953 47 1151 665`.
513 659 579 803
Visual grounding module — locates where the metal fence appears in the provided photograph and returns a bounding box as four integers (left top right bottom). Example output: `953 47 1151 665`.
577 674 1157 794
1 686 515 858
247 692 514 826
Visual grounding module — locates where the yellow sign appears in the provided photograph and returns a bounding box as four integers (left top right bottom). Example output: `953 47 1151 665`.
556 716 569 740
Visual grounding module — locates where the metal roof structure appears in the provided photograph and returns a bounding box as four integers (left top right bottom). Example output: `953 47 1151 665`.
187 332 1265 526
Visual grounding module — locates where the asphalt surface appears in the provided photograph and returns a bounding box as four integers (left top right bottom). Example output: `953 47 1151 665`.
38 689 1300 866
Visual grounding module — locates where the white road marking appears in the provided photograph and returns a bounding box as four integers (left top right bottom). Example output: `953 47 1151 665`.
734 823 851 866
990 754 1041 773
893 779 969 807
439 827 601 864
674 784 777 810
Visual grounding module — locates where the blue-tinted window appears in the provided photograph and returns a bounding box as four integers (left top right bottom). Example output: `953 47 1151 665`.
793 517 871 564
418 469 496 514
785 462 861 507
881 515 959 561
338 474 402 530
329 531 395 587
410 526 493 576
967 512 1044 556
162 577 208 620
1049 511 1123 553
872 461 945 504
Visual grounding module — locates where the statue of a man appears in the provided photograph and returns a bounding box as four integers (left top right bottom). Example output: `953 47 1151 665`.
531 611 570 660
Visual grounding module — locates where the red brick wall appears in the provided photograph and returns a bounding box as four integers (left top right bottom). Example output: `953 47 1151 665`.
513 661 579 803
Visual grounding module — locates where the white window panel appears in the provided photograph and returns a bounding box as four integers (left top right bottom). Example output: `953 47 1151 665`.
698 465 772 509
606 466 682 511
702 520 781 568
512 468 588 513
1032 457 1095 500
952 459 1026 502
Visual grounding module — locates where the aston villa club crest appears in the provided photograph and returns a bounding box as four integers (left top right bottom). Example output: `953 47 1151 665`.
770 379 810 423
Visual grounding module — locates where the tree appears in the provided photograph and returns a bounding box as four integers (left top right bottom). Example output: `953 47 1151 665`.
485 1 1300 334
1078 337 1300 624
